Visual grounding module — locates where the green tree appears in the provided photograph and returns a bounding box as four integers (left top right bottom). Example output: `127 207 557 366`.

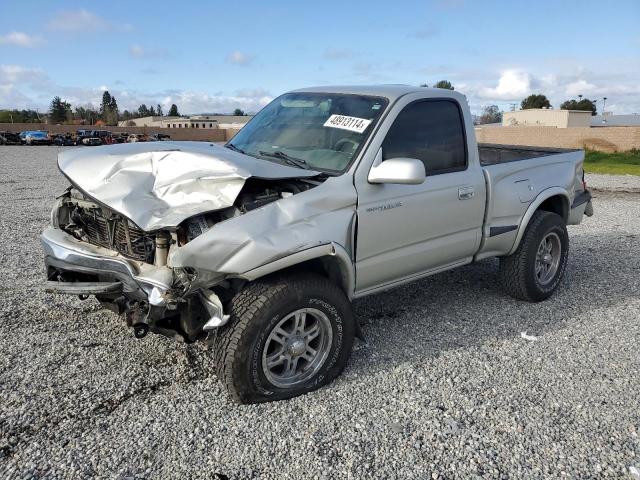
168 104 179 116
560 98 597 115
100 91 112 121
138 104 150 117
233 108 245 116
49 96 71 124
478 105 502 124
520 94 551 110
149 105 156 116
156 104 163 116
433 80 454 90
99 91 119 125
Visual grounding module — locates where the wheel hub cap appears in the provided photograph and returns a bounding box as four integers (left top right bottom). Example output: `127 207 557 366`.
535 232 562 285
287 338 306 357
262 308 333 388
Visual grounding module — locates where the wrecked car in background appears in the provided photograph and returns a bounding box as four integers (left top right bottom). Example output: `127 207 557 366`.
42 86 592 403
0 131 22 145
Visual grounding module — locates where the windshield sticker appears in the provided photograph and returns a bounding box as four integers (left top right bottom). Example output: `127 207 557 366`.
323 114 372 134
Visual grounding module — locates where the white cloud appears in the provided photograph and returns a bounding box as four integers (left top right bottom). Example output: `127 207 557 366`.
565 79 597 96
129 44 169 59
0 32 45 48
46 10 132 34
478 70 531 100
0 63 272 114
225 51 254 66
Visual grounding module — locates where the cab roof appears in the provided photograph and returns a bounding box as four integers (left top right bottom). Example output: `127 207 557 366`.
291 84 465 103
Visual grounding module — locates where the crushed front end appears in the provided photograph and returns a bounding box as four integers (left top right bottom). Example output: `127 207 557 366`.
42 187 229 342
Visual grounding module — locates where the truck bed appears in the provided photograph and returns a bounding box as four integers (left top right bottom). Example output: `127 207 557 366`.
479 143 580 166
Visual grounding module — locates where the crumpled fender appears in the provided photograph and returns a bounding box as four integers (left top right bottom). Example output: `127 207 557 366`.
169 174 357 289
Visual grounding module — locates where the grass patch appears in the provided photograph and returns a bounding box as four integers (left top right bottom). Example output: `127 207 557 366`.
584 149 640 176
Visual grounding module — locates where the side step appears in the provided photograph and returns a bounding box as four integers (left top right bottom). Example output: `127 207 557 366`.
44 281 123 295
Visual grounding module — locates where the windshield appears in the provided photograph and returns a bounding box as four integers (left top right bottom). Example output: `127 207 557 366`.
227 92 388 174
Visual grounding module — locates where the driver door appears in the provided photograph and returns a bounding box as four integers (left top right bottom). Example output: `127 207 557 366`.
354 98 485 293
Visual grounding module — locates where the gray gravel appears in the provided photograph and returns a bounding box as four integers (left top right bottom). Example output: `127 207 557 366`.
586 172 640 193
1 146 639 479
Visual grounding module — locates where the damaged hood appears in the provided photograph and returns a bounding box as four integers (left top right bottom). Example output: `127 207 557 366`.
58 142 320 231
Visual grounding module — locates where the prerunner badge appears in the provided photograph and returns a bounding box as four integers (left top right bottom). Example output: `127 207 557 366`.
323 114 372 133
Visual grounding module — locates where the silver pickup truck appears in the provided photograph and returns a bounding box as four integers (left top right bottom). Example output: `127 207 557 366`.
42 85 593 403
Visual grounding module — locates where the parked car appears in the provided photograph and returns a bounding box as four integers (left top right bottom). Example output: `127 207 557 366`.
22 130 51 145
51 134 77 146
42 85 593 403
75 129 112 146
149 133 171 141
112 133 128 144
0 131 22 145
127 134 145 143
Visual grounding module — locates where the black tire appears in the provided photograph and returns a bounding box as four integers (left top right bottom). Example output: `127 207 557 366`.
498 211 569 302
213 273 355 404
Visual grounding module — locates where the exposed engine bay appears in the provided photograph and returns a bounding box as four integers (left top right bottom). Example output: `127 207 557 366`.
57 178 318 266
49 177 320 342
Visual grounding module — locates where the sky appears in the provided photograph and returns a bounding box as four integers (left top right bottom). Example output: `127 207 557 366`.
1 0 639 116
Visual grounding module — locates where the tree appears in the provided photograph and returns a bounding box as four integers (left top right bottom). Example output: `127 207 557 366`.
168 104 179 116
520 94 551 110
138 104 150 117
233 108 245 116
560 98 597 115
419 83 429 87
49 96 71 124
156 104 163 116
99 91 119 125
149 105 156 116
433 80 454 90
478 105 503 125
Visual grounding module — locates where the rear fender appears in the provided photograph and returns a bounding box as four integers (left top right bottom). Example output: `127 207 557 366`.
508 187 570 255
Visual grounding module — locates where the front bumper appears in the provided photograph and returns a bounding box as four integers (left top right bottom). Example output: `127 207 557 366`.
41 226 173 306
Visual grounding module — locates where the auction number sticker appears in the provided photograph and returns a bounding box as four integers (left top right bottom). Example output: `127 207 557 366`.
323 114 372 133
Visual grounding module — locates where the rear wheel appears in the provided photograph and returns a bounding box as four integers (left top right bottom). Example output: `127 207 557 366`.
213 273 355 404
498 211 569 302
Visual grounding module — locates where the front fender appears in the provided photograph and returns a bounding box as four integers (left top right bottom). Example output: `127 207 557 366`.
238 242 355 298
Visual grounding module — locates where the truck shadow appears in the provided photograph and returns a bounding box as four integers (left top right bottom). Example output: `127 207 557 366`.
347 230 639 377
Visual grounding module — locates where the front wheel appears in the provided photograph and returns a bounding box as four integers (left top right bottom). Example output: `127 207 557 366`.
498 211 569 302
213 273 355 404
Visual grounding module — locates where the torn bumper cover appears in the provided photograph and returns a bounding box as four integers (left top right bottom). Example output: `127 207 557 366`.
41 226 174 306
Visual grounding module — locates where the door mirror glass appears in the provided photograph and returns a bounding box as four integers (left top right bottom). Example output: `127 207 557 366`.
368 157 426 185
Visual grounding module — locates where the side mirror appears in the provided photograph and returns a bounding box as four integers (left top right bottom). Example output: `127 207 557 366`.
368 157 426 185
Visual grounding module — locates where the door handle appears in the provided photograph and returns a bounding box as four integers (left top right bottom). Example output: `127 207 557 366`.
458 186 475 200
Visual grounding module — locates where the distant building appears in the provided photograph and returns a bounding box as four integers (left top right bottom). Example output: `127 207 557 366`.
591 113 640 127
118 115 252 129
502 109 592 128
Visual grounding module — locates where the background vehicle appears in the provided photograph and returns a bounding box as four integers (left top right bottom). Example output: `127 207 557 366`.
42 86 592 403
149 133 171 141
0 131 21 145
51 134 76 146
127 134 145 143
22 130 51 145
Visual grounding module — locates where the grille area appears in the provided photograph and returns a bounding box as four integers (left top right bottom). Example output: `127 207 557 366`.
71 208 155 263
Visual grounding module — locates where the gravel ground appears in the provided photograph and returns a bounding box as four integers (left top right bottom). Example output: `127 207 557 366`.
586 173 640 193
1 146 639 479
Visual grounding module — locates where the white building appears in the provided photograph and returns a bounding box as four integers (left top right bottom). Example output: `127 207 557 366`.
119 115 252 129
502 109 592 128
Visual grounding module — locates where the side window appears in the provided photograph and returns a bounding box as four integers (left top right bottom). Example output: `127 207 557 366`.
382 100 467 174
